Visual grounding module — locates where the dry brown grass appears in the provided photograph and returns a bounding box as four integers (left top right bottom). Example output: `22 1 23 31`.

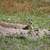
0 0 32 13
38 6 50 13
0 0 50 14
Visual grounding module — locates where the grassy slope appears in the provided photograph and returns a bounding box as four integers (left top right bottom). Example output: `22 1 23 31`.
0 11 50 29
0 35 50 50
0 9 50 50
0 0 50 50
0 0 50 29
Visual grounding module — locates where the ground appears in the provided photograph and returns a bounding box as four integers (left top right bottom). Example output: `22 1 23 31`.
0 0 50 50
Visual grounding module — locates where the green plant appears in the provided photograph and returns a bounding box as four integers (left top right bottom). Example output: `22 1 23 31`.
26 16 33 33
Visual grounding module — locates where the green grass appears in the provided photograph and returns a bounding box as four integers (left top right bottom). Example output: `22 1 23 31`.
0 4 50 50
0 35 50 50
0 10 50 29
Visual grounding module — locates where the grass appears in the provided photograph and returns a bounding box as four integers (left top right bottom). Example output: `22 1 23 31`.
0 10 50 50
0 10 50 29
0 0 50 50
0 35 50 50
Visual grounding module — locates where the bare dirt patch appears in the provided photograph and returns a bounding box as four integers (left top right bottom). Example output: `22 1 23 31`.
0 21 49 40
0 21 27 29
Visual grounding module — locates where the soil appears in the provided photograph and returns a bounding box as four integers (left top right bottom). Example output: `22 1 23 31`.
0 21 29 36
0 21 50 39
